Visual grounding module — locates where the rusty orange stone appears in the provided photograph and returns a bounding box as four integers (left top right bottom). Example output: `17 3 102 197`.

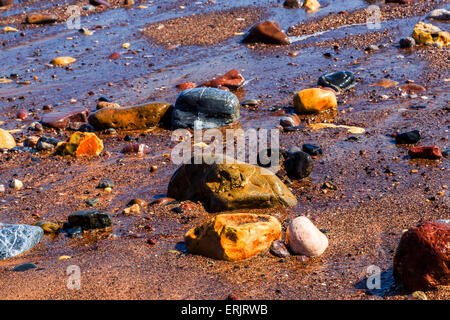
294 88 337 114
57 132 103 156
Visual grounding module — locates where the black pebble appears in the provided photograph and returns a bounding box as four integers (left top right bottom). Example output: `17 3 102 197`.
395 130 421 144
302 144 323 156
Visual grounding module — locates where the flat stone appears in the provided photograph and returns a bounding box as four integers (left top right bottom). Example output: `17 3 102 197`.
68 209 112 230
172 88 240 129
41 106 89 130
0 223 43 260
408 146 442 159
243 21 290 45
302 143 323 156
428 8 450 21
89 0 110 6
50 57 76 67
12 263 38 272
26 13 58 24
270 240 290 258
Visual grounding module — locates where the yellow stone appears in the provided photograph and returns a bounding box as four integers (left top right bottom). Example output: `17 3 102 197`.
185 213 282 261
0 128 16 149
56 132 103 157
51 56 77 66
309 123 365 134
122 43 130 49
35 221 60 233
3 26 18 32
58 255 71 260
294 88 337 114
412 22 449 47
303 0 320 12
0 78 13 84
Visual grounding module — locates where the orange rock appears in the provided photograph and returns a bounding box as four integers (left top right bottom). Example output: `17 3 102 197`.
176 82 197 90
370 79 399 88
294 88 337 114
243 21 290 45
185 213 282 261
303 0 320 12
399 84 426 93
0 128 16 149
57 132 103 156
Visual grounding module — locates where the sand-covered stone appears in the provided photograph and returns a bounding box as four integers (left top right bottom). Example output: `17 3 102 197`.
185 213 282 261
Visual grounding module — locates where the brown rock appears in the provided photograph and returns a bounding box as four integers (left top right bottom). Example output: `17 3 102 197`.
184 213 282 261
399 84 426 93
24 136 39 149
394 221 449 291
88 103 172 130
121 143 151 154
26 13 58 24
0 128 16 149
108 52 121 60
176 82 197 90
408 146 442 159
0 0 14 6
96 101 122 110
201 70 245 90
243 21 290 45
41 106 89 130
167 154 297 212
284 0 301 9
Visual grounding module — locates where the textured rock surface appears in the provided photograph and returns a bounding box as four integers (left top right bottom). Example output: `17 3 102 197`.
0 223 43 260
294 88 337 114
88 103 172 130
412 22 449 47
167 154 297 212
184 213 282 261
201 69 245 90
56 132 103 157
0 128 16 149
68 209 112 230
243 21 290 45
408 146 442 159
317 71 356 92
41 106 89 130
172 88 240 129
394 221 449 291
286 216 329 257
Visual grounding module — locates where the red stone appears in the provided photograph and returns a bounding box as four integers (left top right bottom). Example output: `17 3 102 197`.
201 69 245 90
41 106 89 129
16 109 28 120
394 221 449 291
151 197 176 205
121 143 151 154
243 21 290 45
408 146 442 160
147 238 157 245
108 52 121 60
176 82 197 90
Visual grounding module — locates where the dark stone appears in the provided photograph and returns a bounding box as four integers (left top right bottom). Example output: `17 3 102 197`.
399 37 416 49
12 263 37 272
41 106 89 130
395 130 421 144
36 137 60 151
98 97 111 102
318 71 356 92
257 148 288 168
89 0 110 6
270 240 290 258
0 0 14 7
442 149 449 157
97 178 114 189
172 88 240 129
77 124 95 132
283 0 301 9
283 125 305 132
124 135 133 141
172 207 184 214
284 151 313 179
68 210 112 230
85 199 99 207
302 143 323 156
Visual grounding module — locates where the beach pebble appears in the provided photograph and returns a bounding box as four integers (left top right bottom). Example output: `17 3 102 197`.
270 240 290 258
286 216 328 257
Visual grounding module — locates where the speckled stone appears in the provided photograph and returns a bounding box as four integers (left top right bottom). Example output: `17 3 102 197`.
0 223 43 260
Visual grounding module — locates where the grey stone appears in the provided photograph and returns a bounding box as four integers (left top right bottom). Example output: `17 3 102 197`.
0 223 43 260
12 263 38 272
68 209 112 230
172 87 240 129
428 8 450 21
37 137 60 151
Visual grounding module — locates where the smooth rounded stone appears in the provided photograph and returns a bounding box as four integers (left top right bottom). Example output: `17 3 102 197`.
428 8 450 21
50 57 76 66
284 151 313 180
0 0 14 6
294 88 337 114
400 83 426 93
286 216 329 257
35 221 60 234
41 106 89 130
283 125 305 132
0 184 5 193
12 263 38 272
302 143 322 156
283 0 301 9
243 21 290 45
97 178 114 189
412 22 449 47
172 88 240 129
257 148 289 168
0 128 16 149
68 209 112 230
270 240 290 258
98 96 111 102
26 13 58 24
395 130 421 144
241 99 259 106
280 114 300 127
318 71 356 92
0 223 44 260
88 103 171 130
442 149 450 158
96 101 121 110
10 179 23 190
365 45 379 52
56 132 103 157
201 69 245 90
167 154 297 212
399 37 416 48
185 213 282 261
408 146 442 160
394 221 449 291
36 137 60 151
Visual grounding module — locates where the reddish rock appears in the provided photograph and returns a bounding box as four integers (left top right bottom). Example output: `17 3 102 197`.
16 109 28 120
176 82 197 90
41 106 89 130
400 83 426 93
121 143 151 154
201 69 245 90
408 146 442 159
243 21 290 45
394 221 449 291
108 52 121 60
151 197 176 205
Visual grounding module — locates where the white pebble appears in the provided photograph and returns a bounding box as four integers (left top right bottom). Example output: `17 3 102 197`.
286 216 328 257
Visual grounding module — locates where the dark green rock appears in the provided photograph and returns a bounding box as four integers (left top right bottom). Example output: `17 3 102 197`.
68 210 112 230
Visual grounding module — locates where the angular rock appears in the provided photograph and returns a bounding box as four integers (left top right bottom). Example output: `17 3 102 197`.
68 209 112 230
88 103 171 130
302 143 322 156
284 150 313 179
243 21 290 45
286 216 328 257
35 221 60 234
167 154 297 212
408 146 442 159
97 178 114 189
294 88 337 114
280 114 300 128
0 223 43 260
395 130 421 144
201 69 245 90
394 221 449 291
56 132 103 157
0 128 16 149
172 88 240 129
26 13 57 24
428 8 450 21
318 71 356 92
270 240 290 258
41 106 89 130
37 137 60 151
184 213 282 261
412 22 449 47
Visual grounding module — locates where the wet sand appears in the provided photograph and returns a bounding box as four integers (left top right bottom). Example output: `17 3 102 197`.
0 0 449 300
